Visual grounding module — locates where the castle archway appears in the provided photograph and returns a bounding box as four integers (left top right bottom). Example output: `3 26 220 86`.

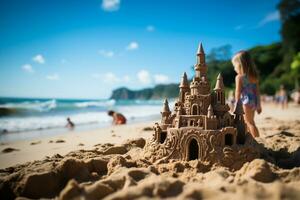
225 134 233 146
188 138 199 160
159 131 167 144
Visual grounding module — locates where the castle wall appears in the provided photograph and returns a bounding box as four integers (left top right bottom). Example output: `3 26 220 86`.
184 94 211 115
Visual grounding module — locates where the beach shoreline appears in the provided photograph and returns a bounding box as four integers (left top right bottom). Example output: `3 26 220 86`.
0 103 299 169
0 121 155 168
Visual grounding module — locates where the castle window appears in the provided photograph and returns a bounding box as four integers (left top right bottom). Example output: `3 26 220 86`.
225 134 233 146
160 131 167 144
190 120 194 126
192 104 198 115
188 138 199 160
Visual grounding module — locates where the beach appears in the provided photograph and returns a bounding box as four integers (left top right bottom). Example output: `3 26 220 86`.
0 103 300 199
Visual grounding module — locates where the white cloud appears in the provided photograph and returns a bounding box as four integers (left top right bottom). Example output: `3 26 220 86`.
99 49 114 58
126 42 139 51
234 25 244 31
258 11 280 27
32 54 45 64
93 73 131 84
123 75 130 82
146 25 155 32
154 74 169 84
137 70 151 84
102 0 120 12
104 72 120 83
46 74 59 80
22 64 34 73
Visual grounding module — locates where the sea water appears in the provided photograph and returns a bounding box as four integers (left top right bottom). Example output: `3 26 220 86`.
0 97 172 142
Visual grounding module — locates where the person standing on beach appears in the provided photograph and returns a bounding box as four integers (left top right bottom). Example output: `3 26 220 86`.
107 110 127 125
232 51 262 138
277 85 288 109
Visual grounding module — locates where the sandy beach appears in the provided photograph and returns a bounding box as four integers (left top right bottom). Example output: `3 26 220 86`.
0 122 154 168
0 103 300 199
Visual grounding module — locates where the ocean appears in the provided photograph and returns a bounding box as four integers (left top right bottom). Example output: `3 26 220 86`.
0 97 170 142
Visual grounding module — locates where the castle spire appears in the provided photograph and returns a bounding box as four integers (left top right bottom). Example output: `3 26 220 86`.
162 98 171 113
197 43 205 55
161 98 171 124
179 72 189 102
179 72 189 88
207 104 214 118
214 73 224 90
194 43 207 78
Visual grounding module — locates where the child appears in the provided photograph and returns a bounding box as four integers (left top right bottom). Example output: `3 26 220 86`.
66 117 75 129
232 51 261 138
107 110 127 125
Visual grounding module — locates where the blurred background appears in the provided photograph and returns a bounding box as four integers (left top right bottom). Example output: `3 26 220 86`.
0 0 299 140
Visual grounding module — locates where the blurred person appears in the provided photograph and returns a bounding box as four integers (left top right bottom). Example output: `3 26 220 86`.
291 88 300 105
66 117 75 129
107 110 127 125
277 85 288 109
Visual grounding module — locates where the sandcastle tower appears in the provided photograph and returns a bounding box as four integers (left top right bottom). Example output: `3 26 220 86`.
144 43 259 168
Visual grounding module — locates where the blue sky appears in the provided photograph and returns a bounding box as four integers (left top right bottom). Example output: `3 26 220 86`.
0 0 281 99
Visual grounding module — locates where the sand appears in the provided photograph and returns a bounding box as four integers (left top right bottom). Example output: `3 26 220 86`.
0 103 300 199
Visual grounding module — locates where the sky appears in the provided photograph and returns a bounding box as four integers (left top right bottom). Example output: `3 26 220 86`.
0 0 281 99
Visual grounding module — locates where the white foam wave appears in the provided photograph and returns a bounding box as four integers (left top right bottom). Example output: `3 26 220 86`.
0 102 170 134
74 99 115 108
0 99 57 112
0 112 110 133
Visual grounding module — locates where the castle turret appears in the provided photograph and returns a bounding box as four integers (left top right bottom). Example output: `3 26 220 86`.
194 43 207 79
179 72 189 102
234 100 246 144
214 73 225 104
161 98 171 124
190 43 210 96
207 104 214 118
205 104 218 130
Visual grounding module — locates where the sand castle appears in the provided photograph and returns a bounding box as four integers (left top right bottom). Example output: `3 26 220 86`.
144 43 259 168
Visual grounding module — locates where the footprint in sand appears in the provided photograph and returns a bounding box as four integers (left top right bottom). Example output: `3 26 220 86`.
2 147 20 153
142 127 153 131
55 139 65 143
78 143 84 146
30 141 41 145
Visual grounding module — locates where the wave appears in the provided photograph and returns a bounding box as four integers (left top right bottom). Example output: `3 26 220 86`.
0 112 110 134
74 99 115 108
0 98 168 136
0 99 57 112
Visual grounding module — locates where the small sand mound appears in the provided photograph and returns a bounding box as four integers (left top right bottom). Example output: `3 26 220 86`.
235 159 276 183
103 146 128 155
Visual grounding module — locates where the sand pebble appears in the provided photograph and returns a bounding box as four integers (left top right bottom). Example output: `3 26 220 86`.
30 141 41 145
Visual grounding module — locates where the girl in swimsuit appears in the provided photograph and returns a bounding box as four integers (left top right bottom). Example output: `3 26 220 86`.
232 51 262 138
